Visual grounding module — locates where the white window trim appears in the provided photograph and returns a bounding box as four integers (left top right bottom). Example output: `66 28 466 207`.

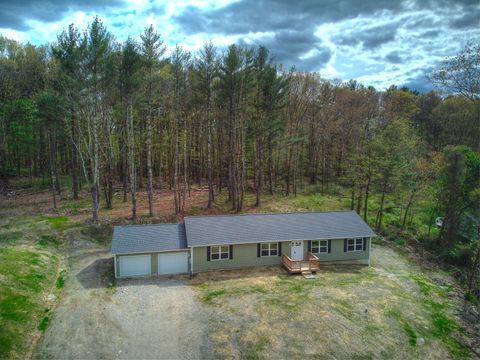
319 240 328 253
347 238 364 252
311 240 328 254
261 242 278 257
210 245 230 261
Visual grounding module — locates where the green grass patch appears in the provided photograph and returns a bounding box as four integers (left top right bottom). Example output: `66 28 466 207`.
408 271 469 358
410 273 446 298
316 266 377 287
276 275 312 293
0 248 59 358
37 234 60 248
388 310 417 347
56 270 66 289
243 335 270 360
403 322 417 346
432 310 457 337
202 289 227 304
198 283 268 305
107 279 117 295
464 291 479 304
332 299 356 320
422 299 469 358
37 316 49 331
0 231 23 244
61 197 91 214
45 216 69 230
292 194 325 210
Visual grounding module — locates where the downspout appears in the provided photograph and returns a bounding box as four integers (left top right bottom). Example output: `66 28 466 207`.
190 247 194 278
114 254 118 279
368 237 372 266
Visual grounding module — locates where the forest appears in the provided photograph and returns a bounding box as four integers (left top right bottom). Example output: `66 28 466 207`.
0 17 479 298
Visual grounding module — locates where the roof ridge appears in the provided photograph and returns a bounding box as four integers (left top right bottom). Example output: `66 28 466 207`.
184 209 355 220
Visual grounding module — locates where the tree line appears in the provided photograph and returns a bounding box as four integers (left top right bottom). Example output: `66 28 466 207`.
0 18 479 292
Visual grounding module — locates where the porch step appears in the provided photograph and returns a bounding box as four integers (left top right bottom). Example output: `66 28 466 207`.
302 271 316 279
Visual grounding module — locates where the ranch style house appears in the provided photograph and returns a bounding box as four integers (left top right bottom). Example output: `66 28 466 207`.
111 210 376 278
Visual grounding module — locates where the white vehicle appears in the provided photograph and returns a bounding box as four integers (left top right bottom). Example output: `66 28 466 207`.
435 217 444 228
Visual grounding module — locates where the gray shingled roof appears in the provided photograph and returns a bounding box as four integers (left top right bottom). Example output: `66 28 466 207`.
184 211 376 247
111 223 187 255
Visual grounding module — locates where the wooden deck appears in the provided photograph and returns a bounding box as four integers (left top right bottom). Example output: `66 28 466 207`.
282 252 320 274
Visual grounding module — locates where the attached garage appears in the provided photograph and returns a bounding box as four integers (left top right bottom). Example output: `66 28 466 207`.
157 252 189 275
118 254 151 277
112 223 188 278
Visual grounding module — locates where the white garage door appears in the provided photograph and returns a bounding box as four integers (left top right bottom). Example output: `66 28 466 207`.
119 254 151 277
157 252 189 275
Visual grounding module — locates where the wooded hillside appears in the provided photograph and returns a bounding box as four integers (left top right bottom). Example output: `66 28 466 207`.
0 18 479 297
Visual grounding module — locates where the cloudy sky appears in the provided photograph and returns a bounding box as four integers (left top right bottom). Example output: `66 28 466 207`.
1 0 479 92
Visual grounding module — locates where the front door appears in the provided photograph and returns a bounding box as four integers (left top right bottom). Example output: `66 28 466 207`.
290 241 303 261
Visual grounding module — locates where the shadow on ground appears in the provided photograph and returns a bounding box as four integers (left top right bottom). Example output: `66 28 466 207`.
116 276 192 288
76 257 114 289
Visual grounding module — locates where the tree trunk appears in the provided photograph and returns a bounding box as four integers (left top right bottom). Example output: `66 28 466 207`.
90 183 98 221
122 105 129 203
255 139 263 207
102 174 112 209
128 101 137 220
376 181 387 231
91 105 100 223
350 180 356 211
146 110 154 217
207 117 214 208
52 137 61 196
70 114 79 200
356 185 363 215
363 173 371 222
467 229 480 294
181 114 188 214
48 132 57 209
321 135 326 195
401 186 417 230
267 132 274 195
285 147 292 196
173 114 180 214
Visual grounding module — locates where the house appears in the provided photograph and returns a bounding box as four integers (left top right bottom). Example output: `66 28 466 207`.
111 210 376 278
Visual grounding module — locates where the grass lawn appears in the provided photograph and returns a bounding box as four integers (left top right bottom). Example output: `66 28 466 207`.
0 214 76 359
193 244 470 360
0 248 60 358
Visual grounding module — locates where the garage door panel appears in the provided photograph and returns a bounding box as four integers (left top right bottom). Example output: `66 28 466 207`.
119 254 151 277
158 252 188 275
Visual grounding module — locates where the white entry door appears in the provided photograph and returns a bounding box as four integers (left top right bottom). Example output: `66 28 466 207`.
157 252 189 275
290 241 303 260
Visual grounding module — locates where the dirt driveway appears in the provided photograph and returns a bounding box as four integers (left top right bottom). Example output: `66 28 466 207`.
34 234 212 360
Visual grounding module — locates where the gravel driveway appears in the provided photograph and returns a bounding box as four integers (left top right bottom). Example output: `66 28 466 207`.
34 235 212 359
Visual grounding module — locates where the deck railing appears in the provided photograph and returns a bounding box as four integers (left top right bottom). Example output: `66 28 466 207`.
308 252 320 271
282 252 320 273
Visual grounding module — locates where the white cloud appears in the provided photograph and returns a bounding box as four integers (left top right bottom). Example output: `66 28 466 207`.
0 0 478 92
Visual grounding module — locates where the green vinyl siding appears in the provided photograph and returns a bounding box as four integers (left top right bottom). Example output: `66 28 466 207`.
308 238 370 263
192 238 371 273
192 242 291 273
